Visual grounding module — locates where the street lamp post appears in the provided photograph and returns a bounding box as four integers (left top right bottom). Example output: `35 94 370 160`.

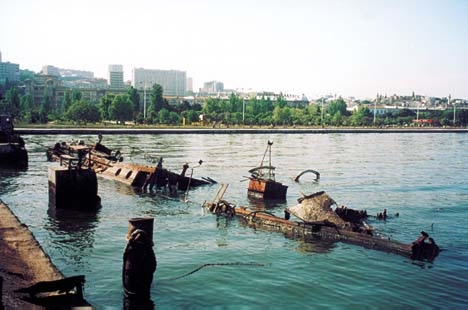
321 98 324 128
453 102 456 126
242 99 245 125
373 101 377 127
143 82 147 120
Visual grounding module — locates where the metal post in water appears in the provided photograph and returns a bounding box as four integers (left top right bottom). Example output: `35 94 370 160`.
123 217 156 302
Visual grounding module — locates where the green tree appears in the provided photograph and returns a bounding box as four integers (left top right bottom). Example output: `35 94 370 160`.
63 90 73 112
331 110 343 126
5 86 20 118
109 94 133 124
272 106 291 125
65 101 101 124
20 93 33 122
39 89 52 123
202 97 222 121
99 94 115 120
72 89 82 102
276 93 287 108
149 84 164 113
327 98 348 118
158 108 170 124
350 106 372 126
458 109 468 127
181 110 199 124
168 111 181 124
128 86 141 120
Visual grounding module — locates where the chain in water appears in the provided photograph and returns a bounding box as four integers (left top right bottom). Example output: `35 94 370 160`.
158 262 267 281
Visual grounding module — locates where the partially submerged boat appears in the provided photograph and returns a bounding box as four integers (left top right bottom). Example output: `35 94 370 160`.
247 141 288 200
46 137 216 192
204 187 439 262
0 115 28 168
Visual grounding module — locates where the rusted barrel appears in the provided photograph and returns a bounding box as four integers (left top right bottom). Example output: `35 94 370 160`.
126 217 154 243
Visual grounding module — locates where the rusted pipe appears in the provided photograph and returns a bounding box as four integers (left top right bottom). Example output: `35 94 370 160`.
294 169 320 182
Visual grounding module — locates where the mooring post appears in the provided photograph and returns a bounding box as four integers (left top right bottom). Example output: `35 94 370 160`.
122 217 157 302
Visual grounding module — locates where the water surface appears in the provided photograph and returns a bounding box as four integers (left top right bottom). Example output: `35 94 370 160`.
1 133 467 307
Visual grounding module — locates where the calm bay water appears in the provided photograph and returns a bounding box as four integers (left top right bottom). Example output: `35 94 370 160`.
1 132 467 307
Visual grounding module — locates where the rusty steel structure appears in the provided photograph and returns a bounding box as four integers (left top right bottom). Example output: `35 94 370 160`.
205 188 418 259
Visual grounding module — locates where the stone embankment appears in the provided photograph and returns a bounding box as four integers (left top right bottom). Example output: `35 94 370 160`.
16 127 468 135
0 200 63 308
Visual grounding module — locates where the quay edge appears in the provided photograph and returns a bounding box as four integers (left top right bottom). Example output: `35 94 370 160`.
0 199 63 308
15 127 468 135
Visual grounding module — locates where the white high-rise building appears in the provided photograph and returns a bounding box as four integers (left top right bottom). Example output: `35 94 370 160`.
132 68 187 96
108 64 125 89
187 77 193 92
42 65 60 76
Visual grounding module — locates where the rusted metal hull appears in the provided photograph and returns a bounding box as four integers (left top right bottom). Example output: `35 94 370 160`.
1 115 28 169
216 205 412 258
0 143 28 169
91 160 214 190
46 143 216 191
247 178 288 200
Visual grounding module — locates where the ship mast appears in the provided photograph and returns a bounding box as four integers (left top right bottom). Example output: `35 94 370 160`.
258 140 274 179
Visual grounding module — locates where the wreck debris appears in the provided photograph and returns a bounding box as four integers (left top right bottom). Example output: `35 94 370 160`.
47 144 100 211
294 169 320 182
46 136 216 193
0 115 28 169
286 191 347 227
204 186 440 262
247 140 288 200
14 275 91 308
410 231 440 262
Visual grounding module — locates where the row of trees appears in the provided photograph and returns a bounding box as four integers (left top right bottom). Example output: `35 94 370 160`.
201 94 467 127
1 82 467 127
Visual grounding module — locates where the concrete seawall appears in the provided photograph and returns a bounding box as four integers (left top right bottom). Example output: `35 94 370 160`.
15 127 468 135
0 200 63 308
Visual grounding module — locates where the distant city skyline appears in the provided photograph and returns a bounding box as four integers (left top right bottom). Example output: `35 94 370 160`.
1 0 467 99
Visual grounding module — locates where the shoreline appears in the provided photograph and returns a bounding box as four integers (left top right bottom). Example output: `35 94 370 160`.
16 127 468 135
0 200 63 308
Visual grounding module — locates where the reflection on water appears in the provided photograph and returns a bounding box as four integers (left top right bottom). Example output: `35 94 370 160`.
294 236 336 254
45 208 99 271
107 179 142 196
247 196 288 210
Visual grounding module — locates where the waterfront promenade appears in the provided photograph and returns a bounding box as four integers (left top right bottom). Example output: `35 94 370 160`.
0 200 63 308
16 126 468 135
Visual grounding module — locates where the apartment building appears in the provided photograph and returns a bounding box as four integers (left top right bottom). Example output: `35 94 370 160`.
0 57 20 84
108 64 125 90
132 68 187 96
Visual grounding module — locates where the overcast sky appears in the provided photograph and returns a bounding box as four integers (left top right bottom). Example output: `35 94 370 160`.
1 0 467 99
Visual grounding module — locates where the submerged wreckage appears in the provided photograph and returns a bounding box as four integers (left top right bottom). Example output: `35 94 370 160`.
247 141 288 200
0 115 28 168
205 187 439 262
46 136 216 192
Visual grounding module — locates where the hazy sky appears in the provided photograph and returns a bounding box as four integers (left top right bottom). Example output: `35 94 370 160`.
1 0 467 99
